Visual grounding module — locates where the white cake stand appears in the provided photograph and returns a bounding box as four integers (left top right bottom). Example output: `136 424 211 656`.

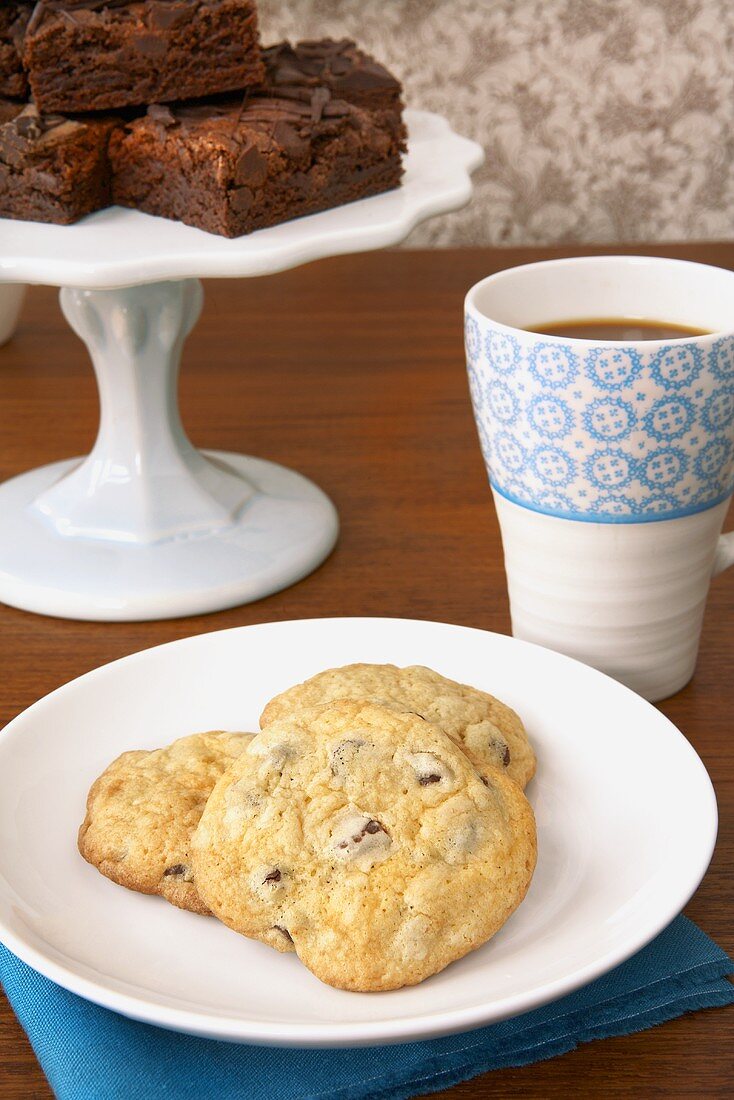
0 110 483 621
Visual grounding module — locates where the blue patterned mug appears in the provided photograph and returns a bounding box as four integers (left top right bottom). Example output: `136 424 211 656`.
465 256 734 700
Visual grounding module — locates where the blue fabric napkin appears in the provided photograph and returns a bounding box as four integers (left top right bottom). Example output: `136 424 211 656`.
1 915 732 1100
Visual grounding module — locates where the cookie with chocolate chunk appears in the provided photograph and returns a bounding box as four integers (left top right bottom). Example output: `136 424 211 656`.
78 730 252 915
192 702 536 991
260 664 536 788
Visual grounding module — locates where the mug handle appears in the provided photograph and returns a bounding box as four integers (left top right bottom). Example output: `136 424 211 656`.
713 531 734 577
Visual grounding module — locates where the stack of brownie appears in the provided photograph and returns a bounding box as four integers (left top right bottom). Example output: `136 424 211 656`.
0 2 406 237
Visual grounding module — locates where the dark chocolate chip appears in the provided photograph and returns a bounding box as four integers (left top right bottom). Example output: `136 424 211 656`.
310 86 331 123
329 57 351 77
230 186 254 214
147 1 191 31
163 864 187 877
491 738 511 767
418 774 441 786
272 119 308 159
263 868 281 884
339 818 385 847
235 144 267 187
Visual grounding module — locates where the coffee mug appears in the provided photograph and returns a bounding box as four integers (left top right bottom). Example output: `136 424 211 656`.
465 256 734 701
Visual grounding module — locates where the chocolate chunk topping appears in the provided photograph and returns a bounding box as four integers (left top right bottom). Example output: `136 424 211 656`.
147 1 191 31
235 144 267 187
310 86 331 123
272 119 308 159
230 185 254 214
263 39 401 98
418 774 442 786
163 864 187 877
147 103 177 127
329 56 351 77
263 868 281 884
0 105 85 163
28 0 168 34
363 819 382 834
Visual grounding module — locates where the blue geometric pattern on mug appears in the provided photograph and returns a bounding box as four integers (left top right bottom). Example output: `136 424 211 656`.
584 447 634 490
465 312 734 520
709 337 734 382
589 492 639 517
585 346 642 391
530 445 576 486
649 344 703 391
527 394 574 438
639 447 689 490
693 435 733 481
467 361 485 411
527 342 579 389
583 396 636 441
487 381 520 425
485 329 522 375
495 431 527 473
643 395 696 441
464 316 481 363
475 418 493 466
701 385 734 433
637 492 682 516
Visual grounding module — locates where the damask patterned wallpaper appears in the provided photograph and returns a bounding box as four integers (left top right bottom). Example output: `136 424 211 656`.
260 0 734 246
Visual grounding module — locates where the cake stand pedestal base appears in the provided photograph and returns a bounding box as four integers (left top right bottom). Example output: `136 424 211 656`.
0 279 337 621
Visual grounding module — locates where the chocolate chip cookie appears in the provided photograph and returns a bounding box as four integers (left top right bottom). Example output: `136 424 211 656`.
192 702 536 991
78 730 252 915
260 663 535 788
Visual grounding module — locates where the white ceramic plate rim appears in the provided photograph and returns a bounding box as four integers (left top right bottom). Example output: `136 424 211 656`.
0 618 718 1047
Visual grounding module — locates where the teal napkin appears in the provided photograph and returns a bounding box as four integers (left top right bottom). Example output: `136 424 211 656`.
1 916 732 1100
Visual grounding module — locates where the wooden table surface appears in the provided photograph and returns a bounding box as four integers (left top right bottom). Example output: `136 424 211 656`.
0 242 732 1098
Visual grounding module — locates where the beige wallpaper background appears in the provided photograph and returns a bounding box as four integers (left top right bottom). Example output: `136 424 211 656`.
260 0 734 247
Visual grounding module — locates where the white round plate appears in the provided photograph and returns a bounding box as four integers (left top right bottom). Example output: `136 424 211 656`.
0 111 483 289
0 618 717 1047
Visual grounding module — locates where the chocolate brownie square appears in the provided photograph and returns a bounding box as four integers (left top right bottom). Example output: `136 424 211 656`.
109 38 407 238
262 39 404 113
0 100 117 224
0 2 31 97
23 0 265 113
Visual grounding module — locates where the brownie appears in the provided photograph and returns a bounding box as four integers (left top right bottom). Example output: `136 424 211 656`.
261 39 404 113
0 99 117 224
109 39 407 238
23 0 265 113
0 2 31 97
